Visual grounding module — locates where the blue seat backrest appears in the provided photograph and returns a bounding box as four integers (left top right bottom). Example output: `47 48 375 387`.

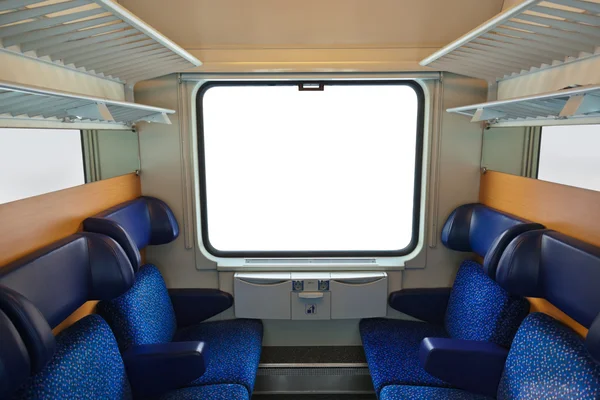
13 314 133 400
0 233 134 329
442 203 544 278
83 196 179 271
497 229 600 363
498 312 600 400
440 204 542 346
443 261 529 347
97 264 177 351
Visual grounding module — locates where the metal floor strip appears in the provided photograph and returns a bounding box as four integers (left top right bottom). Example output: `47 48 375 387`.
254 364 374 395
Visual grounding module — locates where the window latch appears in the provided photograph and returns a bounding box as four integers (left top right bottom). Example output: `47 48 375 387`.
298 83 325 91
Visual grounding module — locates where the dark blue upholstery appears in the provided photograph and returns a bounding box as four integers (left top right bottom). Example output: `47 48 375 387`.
498 230 600 328
589 315 600 364
441 203 543 278
0 233 134 328
123 341 206 399
444 261 529 347
97 264 177 351
159 384 249 400
174 319 263 393
420 338 508 397
380 385 492 400
360 318 451 394
497 229 600 362
388 288 451 325
497 313 600 400
169 289 234 328
83 196 179 270
0 286 54 374
13 315 133 400
0 309 30 399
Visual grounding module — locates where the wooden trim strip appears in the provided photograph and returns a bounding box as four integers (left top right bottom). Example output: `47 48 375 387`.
0 173 141 266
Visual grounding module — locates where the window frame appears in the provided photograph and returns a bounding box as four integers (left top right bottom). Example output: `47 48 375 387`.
196 80 426 258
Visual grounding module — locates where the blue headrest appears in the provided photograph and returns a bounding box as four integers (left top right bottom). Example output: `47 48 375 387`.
497 230 600 363
441 204 544 278
0 286 54 374
0 308 30 399
0 233 134 329
83 196 179 271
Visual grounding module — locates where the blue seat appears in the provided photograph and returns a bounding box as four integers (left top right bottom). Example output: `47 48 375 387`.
12 314 249 400
380 385 491 400
83 197 263 396
361 204 542 396
0 233 249 400
383 229 600 399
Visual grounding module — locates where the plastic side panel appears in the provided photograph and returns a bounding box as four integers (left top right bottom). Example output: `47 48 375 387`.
330 276 388 319
234 277 291 319
292 292 331 320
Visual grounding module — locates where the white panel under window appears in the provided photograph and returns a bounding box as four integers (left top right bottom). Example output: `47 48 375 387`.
0 128 84 204
199 82 423 256
538 125 600 192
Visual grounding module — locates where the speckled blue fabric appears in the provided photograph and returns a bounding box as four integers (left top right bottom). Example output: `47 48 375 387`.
13 315 132 400
159 384 249 400
498 313 600 400
97 264 177 351
360 318 451 396
445 260 528 347
380 385 492 400
361 261 529 397
174 319 263 395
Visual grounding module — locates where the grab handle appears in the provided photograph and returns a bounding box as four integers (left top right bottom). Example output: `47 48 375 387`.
298 292 324 299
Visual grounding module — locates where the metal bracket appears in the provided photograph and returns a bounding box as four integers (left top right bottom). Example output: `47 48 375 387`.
66 102 114 122
138 112 171 124
471 108 506 122
560 94 600 117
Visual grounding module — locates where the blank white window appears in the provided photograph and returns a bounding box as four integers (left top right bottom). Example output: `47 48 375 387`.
538 125 600 192
0 128 84 205
198 82 424 257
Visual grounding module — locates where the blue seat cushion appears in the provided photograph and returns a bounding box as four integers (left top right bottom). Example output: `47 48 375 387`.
97 264 177 351
498 313 600 400
174 319 263 395
159 384 249 400
445 260 529 347
360 318 451 396
380 385 492 400
13 315 132 400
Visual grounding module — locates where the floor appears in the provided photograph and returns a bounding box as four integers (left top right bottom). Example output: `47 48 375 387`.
260 346 367 364
255 346 375 398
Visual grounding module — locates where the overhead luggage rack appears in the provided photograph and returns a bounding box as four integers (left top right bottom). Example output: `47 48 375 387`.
0 80 175 126
447 84 600 126
0 0 201 84
420 0 600 82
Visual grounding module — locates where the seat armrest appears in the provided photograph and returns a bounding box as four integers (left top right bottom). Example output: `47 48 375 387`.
169 289 233 328
388 288 452 325
420 337 508 397
123 341 206 399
